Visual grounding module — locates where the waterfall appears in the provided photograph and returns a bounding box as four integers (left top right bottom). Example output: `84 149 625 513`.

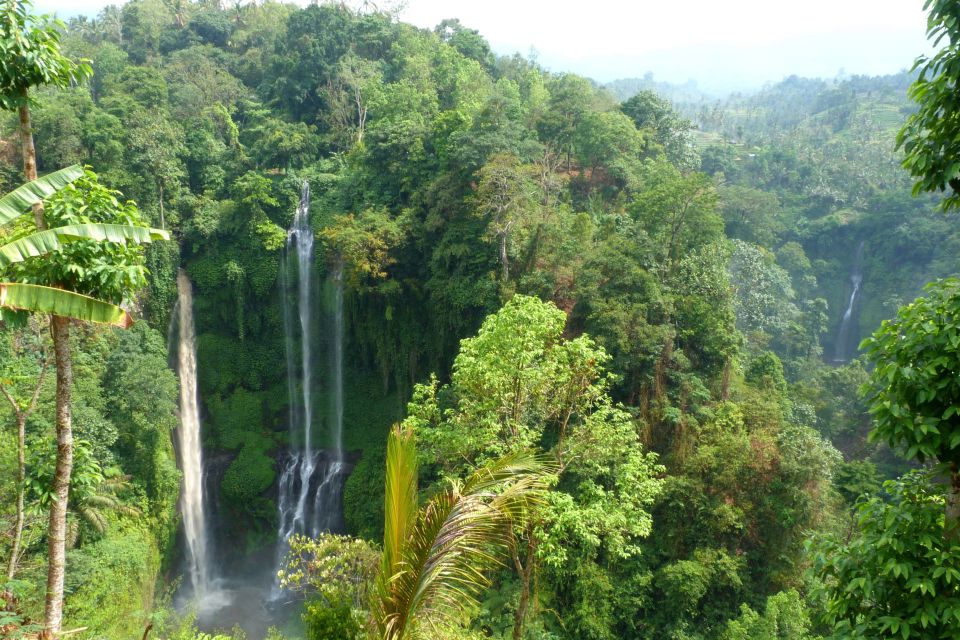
174 270 211 599
312 262 345 535
833 241 865 363
276 183 347 578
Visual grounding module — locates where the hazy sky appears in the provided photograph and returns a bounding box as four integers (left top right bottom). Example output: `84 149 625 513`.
35 0 934 94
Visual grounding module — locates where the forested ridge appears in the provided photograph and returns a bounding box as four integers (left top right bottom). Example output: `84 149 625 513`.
1 1 959 639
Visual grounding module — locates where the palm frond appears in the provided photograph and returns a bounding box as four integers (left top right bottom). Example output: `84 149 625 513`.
0 283 132 327
81 495 120 509
0 165 84 226
382 423 418 577
78 506 107 535
372 438 551 640
374 424 419 637
66 518 80 549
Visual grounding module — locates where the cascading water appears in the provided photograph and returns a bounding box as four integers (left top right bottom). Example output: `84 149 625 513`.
833 241 865 363
275 183 348 582
311 262 346 535
174 270 211 599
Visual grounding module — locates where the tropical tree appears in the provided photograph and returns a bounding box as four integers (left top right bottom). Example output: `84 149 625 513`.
861 277 960 539
897 0 960 211
27 440 140 548
0 1 91 200
275 424 550 639
810 471 960 639
0 166 168 636
404 295 664 638
0 319 48 580
473 153 535 282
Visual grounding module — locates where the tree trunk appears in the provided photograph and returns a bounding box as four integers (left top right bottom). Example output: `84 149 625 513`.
43 316 73 637
158 182 165 230
947 464 960 543
511 526 537 640
499 232 510 281
3 357 46 581
17 101 43 228
19 93 77 638
6 414 26 580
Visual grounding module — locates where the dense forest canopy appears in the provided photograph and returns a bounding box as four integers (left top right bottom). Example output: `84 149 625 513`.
0 1 958 639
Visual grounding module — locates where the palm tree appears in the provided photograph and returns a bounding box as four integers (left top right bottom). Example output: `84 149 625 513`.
370 425 550 639
26 440 141 548
98 5 123 45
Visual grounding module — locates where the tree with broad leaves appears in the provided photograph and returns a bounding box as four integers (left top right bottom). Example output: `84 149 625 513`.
861 277 960 540
0 165 167 638
897 0 960 211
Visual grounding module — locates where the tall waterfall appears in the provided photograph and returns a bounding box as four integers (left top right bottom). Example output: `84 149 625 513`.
276 183 347 567
175 270 211 598
833 241 865 363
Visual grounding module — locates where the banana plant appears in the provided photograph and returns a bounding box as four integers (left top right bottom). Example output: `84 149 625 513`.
0 164 169 326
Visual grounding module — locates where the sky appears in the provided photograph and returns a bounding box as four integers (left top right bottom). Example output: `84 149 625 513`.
34 0 934 95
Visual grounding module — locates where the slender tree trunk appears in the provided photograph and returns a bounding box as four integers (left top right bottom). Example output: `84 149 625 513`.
7 414 26 580
4 359 47 581
43 316 73 637
511 527 537 640
19 93 77 638
947 464 960 543
499 231 510 281
17 101 44 228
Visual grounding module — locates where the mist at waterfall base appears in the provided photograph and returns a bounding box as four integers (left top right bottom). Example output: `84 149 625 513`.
171 184 351 638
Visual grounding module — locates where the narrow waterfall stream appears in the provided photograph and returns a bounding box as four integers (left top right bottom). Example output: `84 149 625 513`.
174 270 211 599
275 183 348 585
833 240 865 363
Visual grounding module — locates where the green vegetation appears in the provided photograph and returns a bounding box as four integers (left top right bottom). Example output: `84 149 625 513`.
0 0 958 638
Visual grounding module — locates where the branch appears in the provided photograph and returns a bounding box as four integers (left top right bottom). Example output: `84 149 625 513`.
0 383 18 416
24 358 48 419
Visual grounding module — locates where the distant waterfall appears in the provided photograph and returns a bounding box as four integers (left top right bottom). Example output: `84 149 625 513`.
276 183 347 575
833 241 865 363
175 270 211 598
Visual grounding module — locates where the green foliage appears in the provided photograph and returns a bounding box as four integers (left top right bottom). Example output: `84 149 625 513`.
278 533 379 609
102 321 180 529
0 2 950 637
221 441 275 506
811 471 960 638
62 524 160 638
0 0 91 110
897 0 960 211
722 589 820 640
373 425 552 640
304 599 361 640
861 278 960 465
5 168 164 305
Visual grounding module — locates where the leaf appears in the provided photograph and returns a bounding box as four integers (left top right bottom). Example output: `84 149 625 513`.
0 283 132 327
51 223 170 244
0 224 168 267
0 165 84 226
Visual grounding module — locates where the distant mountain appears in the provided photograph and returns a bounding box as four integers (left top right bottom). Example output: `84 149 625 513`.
604 74 716 103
